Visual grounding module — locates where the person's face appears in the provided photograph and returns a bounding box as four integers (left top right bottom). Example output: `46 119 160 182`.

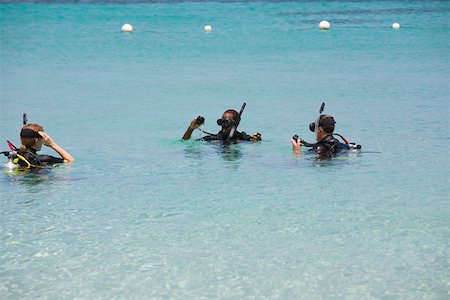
220 112 237 133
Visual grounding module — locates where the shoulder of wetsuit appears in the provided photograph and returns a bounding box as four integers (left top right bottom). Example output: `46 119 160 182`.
39 154 64 164
314 142 336 159
315 142 330 153
326 135 346 155
314 135 340 156
322 135 339 143
324 135 341 147
20 150 41 165
19 150 63 166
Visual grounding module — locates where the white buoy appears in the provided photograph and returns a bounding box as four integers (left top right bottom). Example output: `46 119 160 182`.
392 23 400 30
121 24 133 32
204 24 212 32
319 20 330 30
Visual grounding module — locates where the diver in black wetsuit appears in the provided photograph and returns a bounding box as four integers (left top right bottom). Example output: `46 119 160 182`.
182 106 261 142
15 124 75 167
291 108 360 159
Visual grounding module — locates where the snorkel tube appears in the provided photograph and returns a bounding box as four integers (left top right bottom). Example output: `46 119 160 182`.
23 112 28 125
226 102 246 142
314 102 325 134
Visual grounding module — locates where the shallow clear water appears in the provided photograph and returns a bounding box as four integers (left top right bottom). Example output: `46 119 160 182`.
1 1 449 299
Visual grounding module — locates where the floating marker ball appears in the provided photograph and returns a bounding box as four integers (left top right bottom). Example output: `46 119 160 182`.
204 25 212 32
392 23 400 30
121 24 133 32
319 20 331 30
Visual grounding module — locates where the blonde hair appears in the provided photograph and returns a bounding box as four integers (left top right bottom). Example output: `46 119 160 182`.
20 124 44 150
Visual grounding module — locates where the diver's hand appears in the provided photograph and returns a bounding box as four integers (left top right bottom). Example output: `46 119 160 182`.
183 116 203 140
251 132 262 141
189 117 203 130
38 131 75 162
291 137 302 154
38 131 57 148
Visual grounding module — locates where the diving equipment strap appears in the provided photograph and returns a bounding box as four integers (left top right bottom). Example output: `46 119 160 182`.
334 133 349 144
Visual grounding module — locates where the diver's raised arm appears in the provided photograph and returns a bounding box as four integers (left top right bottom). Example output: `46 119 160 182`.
38 131 75 162
182 116 204 140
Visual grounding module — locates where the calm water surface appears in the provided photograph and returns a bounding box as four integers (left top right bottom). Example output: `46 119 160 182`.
1 1 449 299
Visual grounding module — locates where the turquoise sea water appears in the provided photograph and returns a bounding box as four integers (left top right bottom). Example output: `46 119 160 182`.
1 1 449 299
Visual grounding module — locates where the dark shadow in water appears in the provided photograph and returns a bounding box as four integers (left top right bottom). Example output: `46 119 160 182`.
212 141 243 162
299 150 377 169
183 142 204 160
182 139 244 167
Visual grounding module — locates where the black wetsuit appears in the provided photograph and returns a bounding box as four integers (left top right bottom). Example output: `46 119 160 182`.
198 130 253 142
305 134 347 158
17 149 64 167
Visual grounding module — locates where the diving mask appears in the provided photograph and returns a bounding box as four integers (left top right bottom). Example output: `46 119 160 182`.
20 129 42 139
217 118 236 129
309 116 335 132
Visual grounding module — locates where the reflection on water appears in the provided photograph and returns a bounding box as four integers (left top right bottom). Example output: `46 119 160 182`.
182 141 204 160
214 142 243 163
294 149 366 169
183 140 244 164
2 164 74 194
